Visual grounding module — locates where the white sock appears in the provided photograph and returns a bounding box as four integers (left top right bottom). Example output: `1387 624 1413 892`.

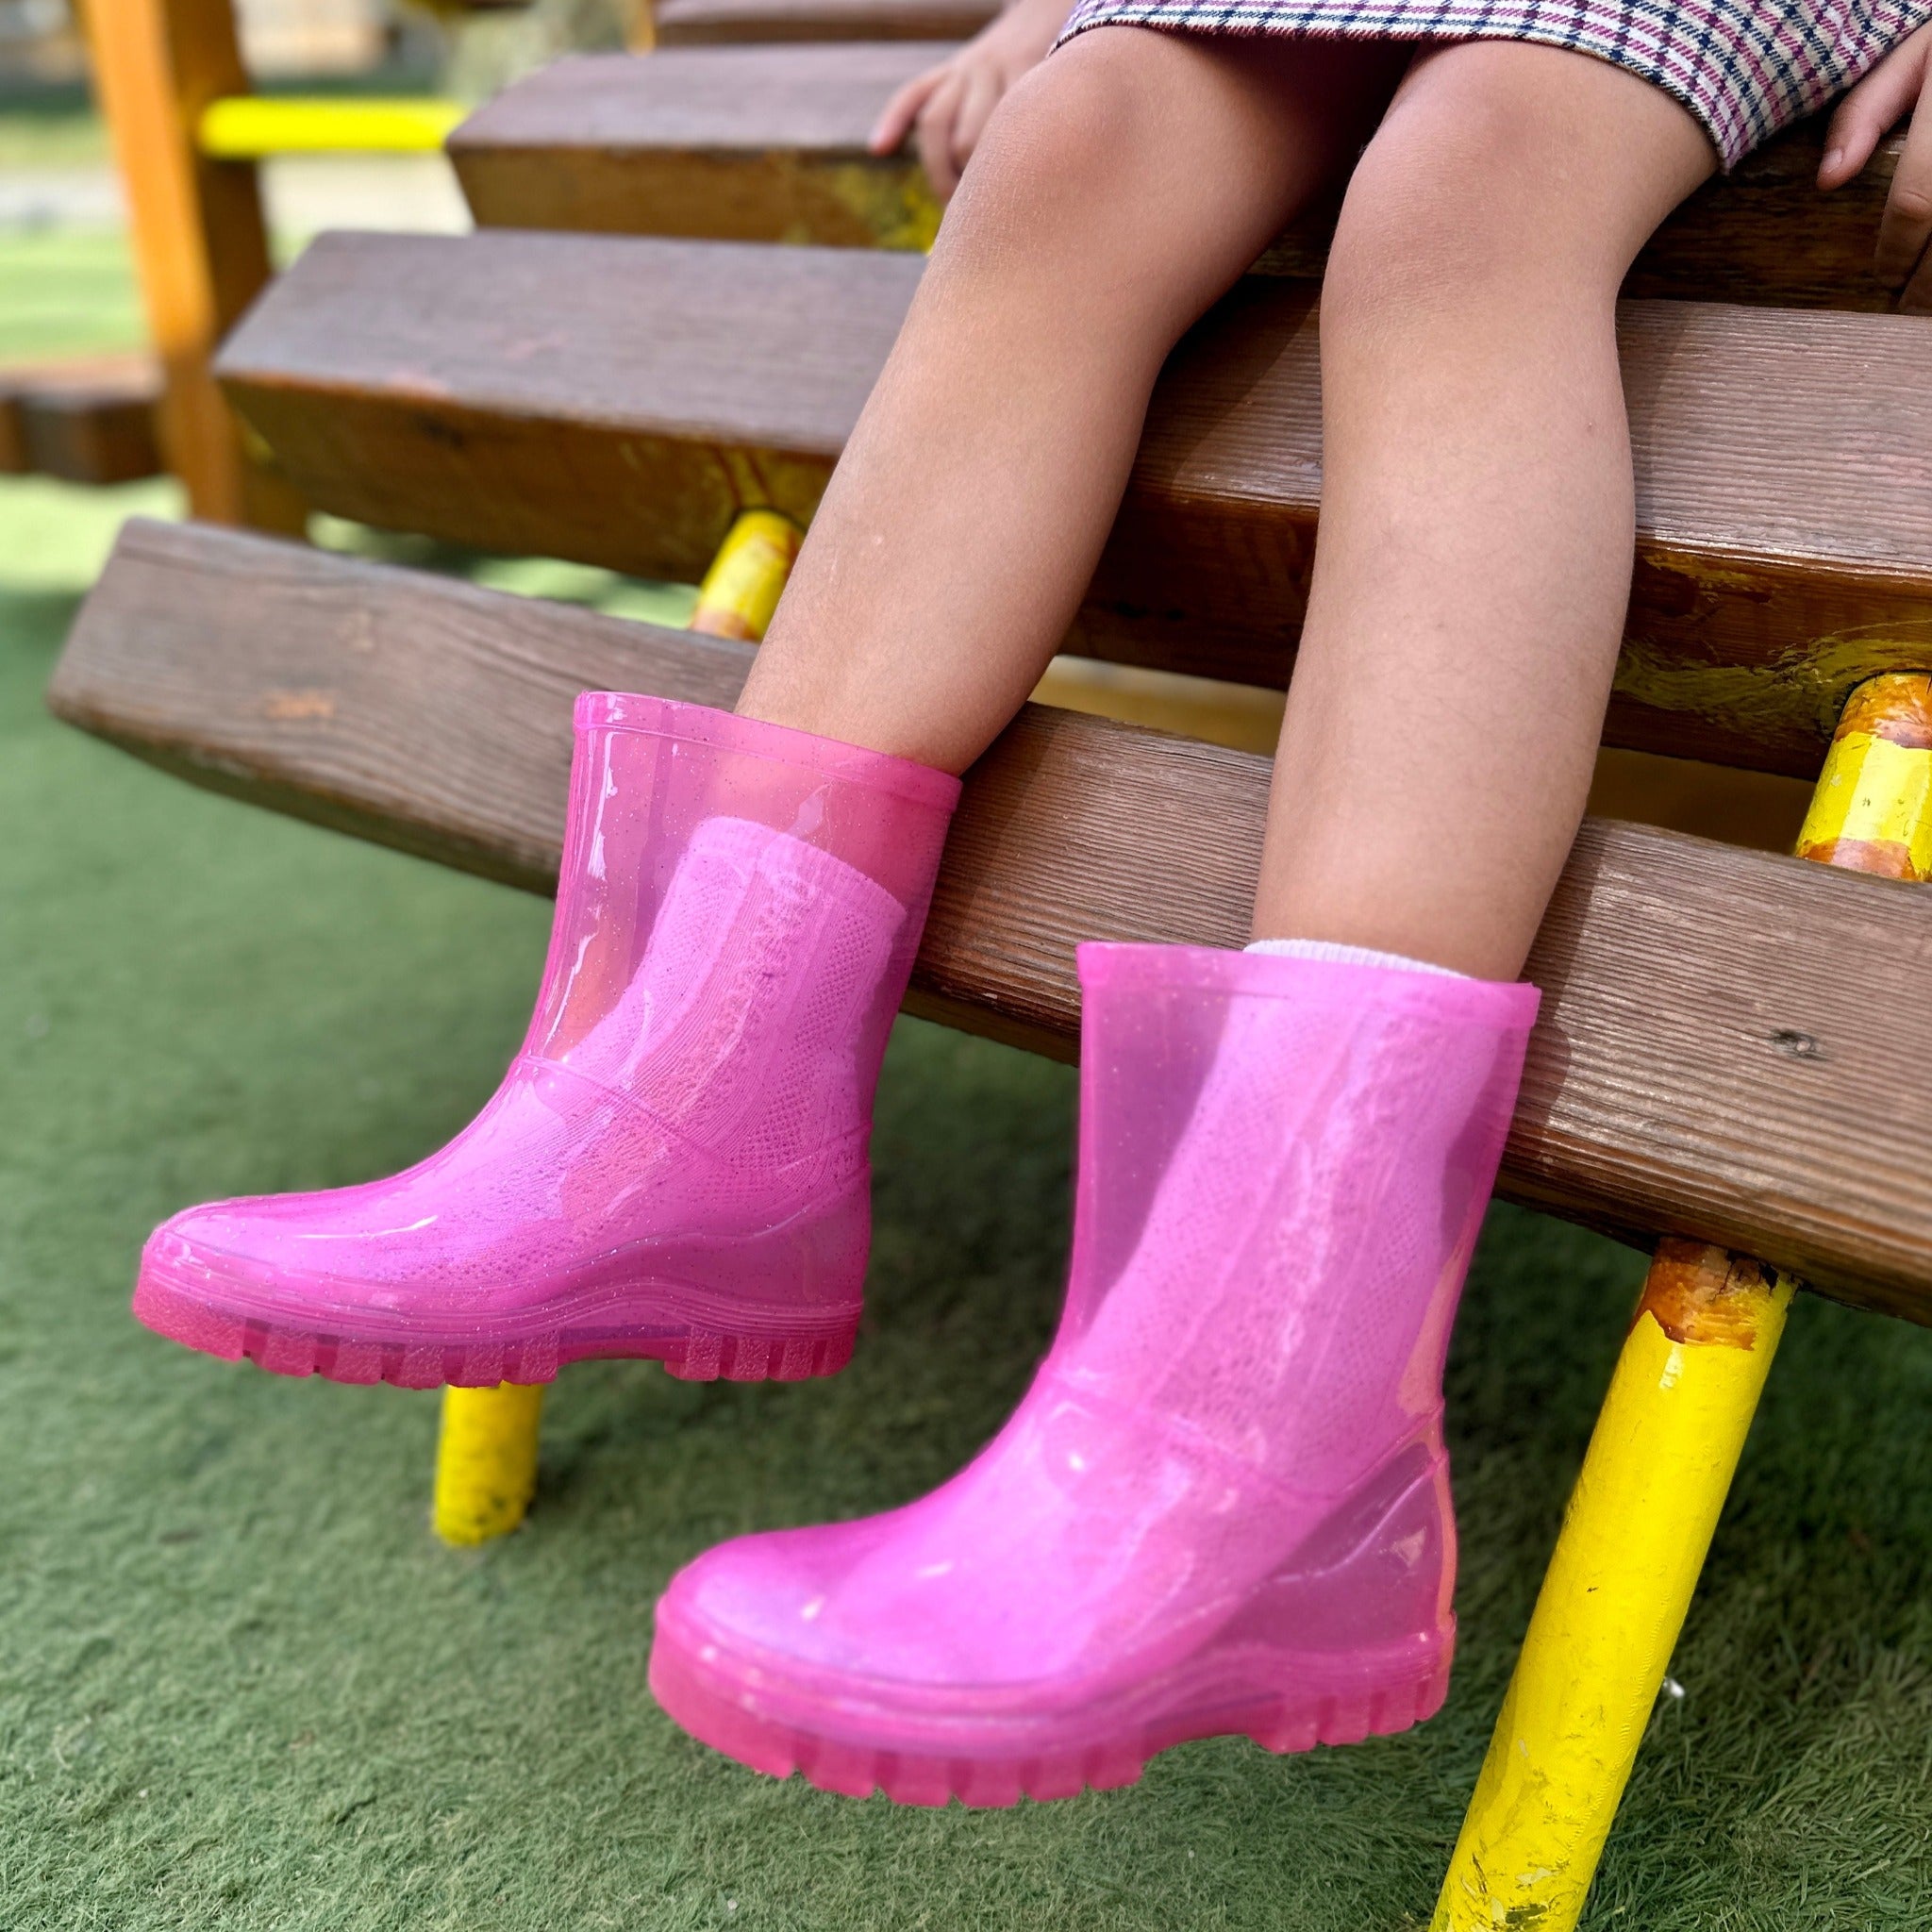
1243 937 1467 979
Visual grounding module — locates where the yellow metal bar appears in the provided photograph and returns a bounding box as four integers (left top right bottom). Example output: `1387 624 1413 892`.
690 508 804 641
1031 657 1286 755
1434 668 1932 1930
430 508 805 1544
1433 1245 1793 1928
198 97 466 158
434 1383 546 1545
1795 673 1932 879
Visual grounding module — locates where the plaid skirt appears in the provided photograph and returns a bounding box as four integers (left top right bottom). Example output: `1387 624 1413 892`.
1056 0 1932 165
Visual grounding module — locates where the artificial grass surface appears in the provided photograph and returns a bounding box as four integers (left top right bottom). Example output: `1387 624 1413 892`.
0 229 147 363
8 488 1932 1932
5 224 1932 1932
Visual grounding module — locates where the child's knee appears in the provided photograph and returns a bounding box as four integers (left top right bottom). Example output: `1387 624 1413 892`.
937 30 1193 279
1324 95 1587 334
1323 42 1707 335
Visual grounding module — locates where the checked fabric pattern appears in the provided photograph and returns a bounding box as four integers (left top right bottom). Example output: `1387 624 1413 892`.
1058 0 1932 165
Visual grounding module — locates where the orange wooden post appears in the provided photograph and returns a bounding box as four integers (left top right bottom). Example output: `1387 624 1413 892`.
77 0 304 527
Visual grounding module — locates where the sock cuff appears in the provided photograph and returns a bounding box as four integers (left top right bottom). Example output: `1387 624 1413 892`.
1243 938 1467 980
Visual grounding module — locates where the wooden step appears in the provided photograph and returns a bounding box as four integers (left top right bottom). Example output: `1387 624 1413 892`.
655 0 997 43
49 517 1932 1321
0 353 163 486
449 46 1906 311
214 228 1932 780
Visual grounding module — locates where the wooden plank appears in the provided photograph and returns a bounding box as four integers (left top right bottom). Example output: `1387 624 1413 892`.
656 0 996 43
450 46 949 249
0 353 163 485
215 228 1932 779
450 48 1906 311
48 517 1932 1321
76 0 304 526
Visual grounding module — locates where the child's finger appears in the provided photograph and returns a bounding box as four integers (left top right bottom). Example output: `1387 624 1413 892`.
917 72 969 200
1817 30 1928 188
870 67 947 155
950 68 1003 178
1883 108 1932 297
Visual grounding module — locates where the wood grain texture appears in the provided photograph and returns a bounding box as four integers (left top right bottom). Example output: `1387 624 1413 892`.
46 519 1932 1321
216 229 1932 779
450 47 946 249
0 352 162 484
450 48 1907 311
656 0 996 43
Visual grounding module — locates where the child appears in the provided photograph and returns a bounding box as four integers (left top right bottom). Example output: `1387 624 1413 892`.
135 8 1932 1803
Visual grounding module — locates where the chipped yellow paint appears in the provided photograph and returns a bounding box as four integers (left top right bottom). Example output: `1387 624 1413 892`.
433 1383 546 1546
1796 731 1932 875
691 508 803 641
1609 623 1932 759
1436 667 1932 1929
1432 1256 1795 1931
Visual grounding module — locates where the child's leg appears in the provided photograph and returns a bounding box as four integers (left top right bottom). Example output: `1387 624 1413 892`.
1253 42 1714 978
648 42 1730 1806
737 25 1407 772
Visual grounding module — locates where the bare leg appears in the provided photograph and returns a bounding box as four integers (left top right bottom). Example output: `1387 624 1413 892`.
1251 43 1714 976
738 25 1405 772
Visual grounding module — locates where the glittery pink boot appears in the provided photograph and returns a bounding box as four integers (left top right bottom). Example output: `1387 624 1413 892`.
651 941 1538 1804
134 695 959 1388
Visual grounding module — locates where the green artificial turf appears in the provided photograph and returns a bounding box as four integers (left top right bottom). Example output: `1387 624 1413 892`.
6 208 1932 1932
0 229 148 363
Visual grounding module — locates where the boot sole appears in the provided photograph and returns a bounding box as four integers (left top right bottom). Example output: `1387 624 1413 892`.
133 1262 858 1390
647 1617 1450 1807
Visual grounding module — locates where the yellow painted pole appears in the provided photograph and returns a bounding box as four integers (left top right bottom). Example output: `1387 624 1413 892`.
688 509 804 641
434 1382 546 1545
197 96 465 158
430 508 804 1544
1433 669 1932 1929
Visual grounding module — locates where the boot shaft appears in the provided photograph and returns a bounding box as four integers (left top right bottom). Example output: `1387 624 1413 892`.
1059 943 1540 1490
526 694 961 1155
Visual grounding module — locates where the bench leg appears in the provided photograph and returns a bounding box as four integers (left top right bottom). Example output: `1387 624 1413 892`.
1432 1244 1792 1929
78 0 304 528
1433 669 1932 1929
428 508 805 1546
434 1382 548 1545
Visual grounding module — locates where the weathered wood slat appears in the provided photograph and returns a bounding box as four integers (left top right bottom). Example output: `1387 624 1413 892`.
46 519 1932 1321
451 46 950 249
215 229 1932 779
655 0 997 43
0 353 163 485
449 48 1906 311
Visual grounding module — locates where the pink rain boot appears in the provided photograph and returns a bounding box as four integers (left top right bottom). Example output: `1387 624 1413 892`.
134 694 959 1388
650 941 1538 1804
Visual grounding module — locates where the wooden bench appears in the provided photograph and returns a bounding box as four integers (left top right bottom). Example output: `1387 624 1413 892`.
211 227 1932 780
0 353 163 486
47 38 1932 1930
653 0 998 42
448 45 1907 310
49 516 1932 1322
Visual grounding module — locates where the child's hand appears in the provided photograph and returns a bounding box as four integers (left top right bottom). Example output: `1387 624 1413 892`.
868 0 1074 203
1818 23 1932 310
